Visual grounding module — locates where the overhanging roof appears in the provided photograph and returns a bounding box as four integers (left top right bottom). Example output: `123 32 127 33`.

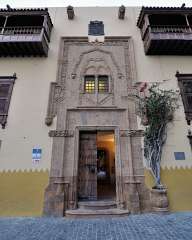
137 6 192 27
0 7 53 26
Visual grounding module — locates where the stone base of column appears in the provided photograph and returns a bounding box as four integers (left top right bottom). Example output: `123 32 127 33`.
126 183 141 214
43 181 65 217
125 176 152 214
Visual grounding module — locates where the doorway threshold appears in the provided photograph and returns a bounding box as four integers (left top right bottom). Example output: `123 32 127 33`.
78 200 116 210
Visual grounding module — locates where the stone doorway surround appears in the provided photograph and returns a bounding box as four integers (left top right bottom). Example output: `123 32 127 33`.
43 37 151 217
76 127 121 206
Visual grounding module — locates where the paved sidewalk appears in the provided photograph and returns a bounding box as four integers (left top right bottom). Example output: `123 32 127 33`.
0 213 192 240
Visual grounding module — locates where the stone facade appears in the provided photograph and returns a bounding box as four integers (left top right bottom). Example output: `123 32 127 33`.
43 37 151 216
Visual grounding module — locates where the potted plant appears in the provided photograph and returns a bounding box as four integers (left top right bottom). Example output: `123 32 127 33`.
138 84 178 211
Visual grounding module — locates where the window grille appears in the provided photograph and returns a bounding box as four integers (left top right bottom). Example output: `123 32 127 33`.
98 75 109 93
84 75 95 93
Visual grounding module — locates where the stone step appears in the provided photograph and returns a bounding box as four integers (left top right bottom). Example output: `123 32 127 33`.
65 208 129 218
78 200 116 210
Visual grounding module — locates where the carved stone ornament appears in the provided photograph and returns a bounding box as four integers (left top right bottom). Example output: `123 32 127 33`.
71 48 123 77
45 37 137 127
45 83 65 126
49 130 74 137
120 129 144 137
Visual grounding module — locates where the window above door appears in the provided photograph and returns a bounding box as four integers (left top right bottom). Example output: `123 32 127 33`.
84 75 109 94
84 75 95 93
98 75 109 93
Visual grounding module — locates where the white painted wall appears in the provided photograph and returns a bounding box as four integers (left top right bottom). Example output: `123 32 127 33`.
0 7 191 171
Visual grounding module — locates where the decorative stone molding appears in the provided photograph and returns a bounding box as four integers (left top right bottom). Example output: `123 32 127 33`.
45 83 65 126
71 47 123 77
78 56 115 106
43 37 151 216
124 37 137 86
45 37 138 126
120 130 144 137
45 82 58 126
127 87 139 98
49 130 74 137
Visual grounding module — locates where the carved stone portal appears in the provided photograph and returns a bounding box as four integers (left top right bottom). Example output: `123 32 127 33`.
43 37 151 216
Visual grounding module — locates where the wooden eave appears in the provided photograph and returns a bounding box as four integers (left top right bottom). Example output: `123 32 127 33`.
176 72 192 80
137 6 192 28
0 75 16 80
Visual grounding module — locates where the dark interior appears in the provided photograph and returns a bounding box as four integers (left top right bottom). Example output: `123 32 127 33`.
0 16 6 27
187 15 192 26
6 15 44 27
148 14 187 26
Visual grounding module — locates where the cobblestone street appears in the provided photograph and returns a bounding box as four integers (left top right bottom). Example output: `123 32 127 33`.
0 213 192 240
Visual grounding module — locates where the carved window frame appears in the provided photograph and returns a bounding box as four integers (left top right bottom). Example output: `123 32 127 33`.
176 72 192 124
0 74 16 129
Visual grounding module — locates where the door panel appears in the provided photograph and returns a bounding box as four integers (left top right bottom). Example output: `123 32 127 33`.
78 132 97 200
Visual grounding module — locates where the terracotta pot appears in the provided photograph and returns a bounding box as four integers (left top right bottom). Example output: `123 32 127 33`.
150 188 169 213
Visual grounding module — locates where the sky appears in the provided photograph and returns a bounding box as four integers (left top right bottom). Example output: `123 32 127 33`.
1 0 192 8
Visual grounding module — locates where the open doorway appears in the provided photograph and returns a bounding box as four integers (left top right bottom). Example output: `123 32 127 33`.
97 131 116 200
78 130 116 201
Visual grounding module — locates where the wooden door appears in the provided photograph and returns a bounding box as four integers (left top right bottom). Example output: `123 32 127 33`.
78 132 97 200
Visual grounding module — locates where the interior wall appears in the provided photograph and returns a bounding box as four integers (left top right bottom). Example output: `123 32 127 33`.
97 140 115 182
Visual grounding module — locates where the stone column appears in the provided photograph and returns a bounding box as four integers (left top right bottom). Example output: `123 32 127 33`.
43 130 74 217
